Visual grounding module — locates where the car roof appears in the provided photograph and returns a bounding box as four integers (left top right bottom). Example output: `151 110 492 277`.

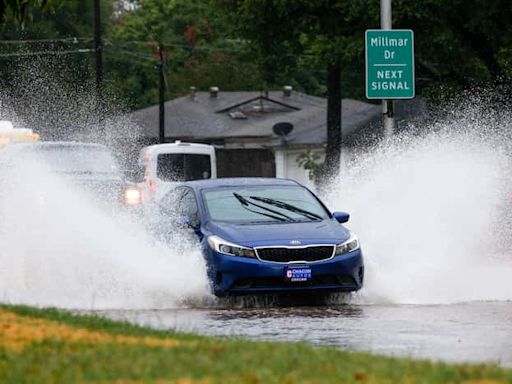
10 141 107 149
183 177 301 190
143 142 214 154
1 141 109 153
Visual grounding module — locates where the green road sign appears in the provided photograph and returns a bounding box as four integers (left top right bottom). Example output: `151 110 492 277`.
365 29 415 99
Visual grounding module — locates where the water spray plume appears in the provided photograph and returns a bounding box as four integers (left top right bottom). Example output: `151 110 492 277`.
0 148 210 310
2 52 512 308
326 104 512 304
0 58 212 310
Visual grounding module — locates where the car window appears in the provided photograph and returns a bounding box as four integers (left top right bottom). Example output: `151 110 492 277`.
158 188 181 216
157 154 211 181
202 185 329 223
178 188 198 217
160 187 198 218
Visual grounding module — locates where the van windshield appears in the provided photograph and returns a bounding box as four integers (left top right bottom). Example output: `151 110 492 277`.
157 153 211 181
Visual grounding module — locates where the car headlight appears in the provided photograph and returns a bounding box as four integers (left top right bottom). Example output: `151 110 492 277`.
334 233 360 255
207 235 256 258
123 186 142 206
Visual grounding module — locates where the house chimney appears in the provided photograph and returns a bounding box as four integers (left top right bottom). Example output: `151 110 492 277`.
283 85 293 97
209 86 219 98
190 86 197 99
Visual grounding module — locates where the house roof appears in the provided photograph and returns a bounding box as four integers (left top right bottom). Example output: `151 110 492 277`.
128 90 383 146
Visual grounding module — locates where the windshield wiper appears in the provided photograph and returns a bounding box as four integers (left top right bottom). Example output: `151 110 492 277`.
233 192 293 222
249 196 323 221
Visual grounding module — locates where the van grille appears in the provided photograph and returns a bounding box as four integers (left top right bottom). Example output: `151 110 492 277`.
255 246 334 263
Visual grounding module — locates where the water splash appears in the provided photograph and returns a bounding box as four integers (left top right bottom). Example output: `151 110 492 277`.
3 50 512 308
326 108 512 305
0 156 211 310
0 53 215 309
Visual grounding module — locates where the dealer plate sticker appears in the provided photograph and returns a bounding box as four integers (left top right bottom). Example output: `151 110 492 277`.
285 266 312 282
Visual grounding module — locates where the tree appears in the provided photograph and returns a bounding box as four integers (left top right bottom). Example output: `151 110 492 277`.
303 1 373 182
109 0 262 109
4 0 512 129
215 0 374 182
0 0 52 26
0 0 112 139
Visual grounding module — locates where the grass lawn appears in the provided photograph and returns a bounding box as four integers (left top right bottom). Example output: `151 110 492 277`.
0 304 510 383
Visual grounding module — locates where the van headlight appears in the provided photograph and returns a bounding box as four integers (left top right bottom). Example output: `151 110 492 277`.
335 233 360 255
207 235 256 258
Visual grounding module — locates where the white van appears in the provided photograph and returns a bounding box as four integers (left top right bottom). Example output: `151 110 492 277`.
138 141 216 206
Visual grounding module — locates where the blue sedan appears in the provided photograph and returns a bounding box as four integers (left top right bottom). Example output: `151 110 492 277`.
160 178 364 296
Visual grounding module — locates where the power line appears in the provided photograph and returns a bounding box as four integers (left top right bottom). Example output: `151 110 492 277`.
0 39 328 76
105 39 324 60
0 37 311 58
0 49 94 58
106 39 244 54
0 37 93 44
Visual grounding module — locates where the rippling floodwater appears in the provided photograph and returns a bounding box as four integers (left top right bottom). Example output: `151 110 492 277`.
98 301 512 367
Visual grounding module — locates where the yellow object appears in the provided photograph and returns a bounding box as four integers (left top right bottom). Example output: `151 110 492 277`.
0 309 182 352
0 121 40 145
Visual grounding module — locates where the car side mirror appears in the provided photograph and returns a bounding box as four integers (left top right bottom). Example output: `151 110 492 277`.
332 211 350 223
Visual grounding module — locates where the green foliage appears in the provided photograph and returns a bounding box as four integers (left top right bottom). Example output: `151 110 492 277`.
296 151 323 185
392 0 512 94
214 0 512 103
0 0 113 134
3 0 512 112
108 0 263 109
0 0 53 26
213 0 379 100
1 0 110 40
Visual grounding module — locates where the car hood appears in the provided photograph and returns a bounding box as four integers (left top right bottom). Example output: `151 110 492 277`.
58 174 127 204
204 219 350 247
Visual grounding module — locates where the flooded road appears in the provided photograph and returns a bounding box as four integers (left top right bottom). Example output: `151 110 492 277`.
3 100 512 369
98 301 512 367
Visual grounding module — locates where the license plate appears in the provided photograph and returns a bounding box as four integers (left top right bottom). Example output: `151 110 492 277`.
284 266 312 282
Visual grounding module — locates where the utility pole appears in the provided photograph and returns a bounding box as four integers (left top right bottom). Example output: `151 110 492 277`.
93 0 103 100
158 43 166 144
93 0 105 137
380 0 395 137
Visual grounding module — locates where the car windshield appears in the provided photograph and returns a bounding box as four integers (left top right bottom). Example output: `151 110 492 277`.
202 185 329 223
23 145 119 174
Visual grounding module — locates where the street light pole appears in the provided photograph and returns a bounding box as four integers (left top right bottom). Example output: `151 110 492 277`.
380 0 395 137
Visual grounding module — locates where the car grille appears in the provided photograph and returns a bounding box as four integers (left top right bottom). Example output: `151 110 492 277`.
255 245 335 263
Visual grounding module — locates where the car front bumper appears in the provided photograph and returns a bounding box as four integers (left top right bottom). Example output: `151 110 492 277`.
206 248 364 296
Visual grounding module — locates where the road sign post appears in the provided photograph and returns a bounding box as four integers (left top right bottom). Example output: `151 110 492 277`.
365 29 415 100
380 0 394 136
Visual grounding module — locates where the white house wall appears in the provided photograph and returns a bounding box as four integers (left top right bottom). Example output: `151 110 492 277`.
274 149 325 191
